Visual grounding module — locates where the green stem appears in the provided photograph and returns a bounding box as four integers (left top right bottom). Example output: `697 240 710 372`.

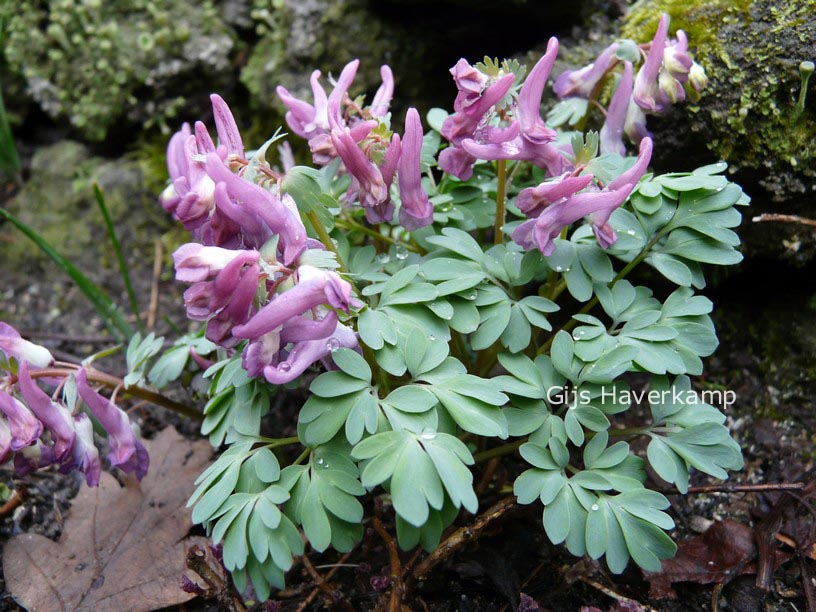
538 233 662 355
257 435 301 447
473 439 524 463
306 210 347 273
335 218 420 253
494 159 508 245
293 448 310 465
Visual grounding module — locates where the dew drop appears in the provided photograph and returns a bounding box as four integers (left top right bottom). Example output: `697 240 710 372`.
465 292 477 301
442 312 453 320
395 245 409 260
626 229 637 236
591 503 600 511
326 338 340 352
572 330 584 340
316 457 325 466
440 201 453 212
277 362 292 372
428 334 436 341
376 253 390 265
564 267 572 273
555 265 563 272
420 428 437 440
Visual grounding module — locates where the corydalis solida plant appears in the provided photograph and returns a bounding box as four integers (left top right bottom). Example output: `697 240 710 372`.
152 13 746 601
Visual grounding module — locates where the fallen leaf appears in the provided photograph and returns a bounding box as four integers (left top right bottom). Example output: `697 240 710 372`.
644 520 756 599
4 426 213 612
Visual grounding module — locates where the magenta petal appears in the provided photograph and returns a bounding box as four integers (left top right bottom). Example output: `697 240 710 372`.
0 322 54 368
553 42 618 99
0 418 11 464
633 13 670 112
370 65 394 117
18 361 75 462
263 322 358 384
518 37 559 141
210 94 245 158
72 413 102 487
600 61 634 156
0 391 42 451
76 369 143 475
398 108 433 230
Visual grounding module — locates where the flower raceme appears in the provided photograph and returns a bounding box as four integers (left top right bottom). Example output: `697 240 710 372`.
0 324 149 487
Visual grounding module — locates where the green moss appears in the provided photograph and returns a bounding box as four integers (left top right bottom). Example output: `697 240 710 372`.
622 0 816 199
3 0 235 141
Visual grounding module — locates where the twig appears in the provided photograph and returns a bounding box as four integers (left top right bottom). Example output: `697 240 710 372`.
299 554 354 612
494 159 507 245
752 213 816 228
579 576 657 611
185 544 246 611
409 496 518 584
29 366 201 421
147 239 162 331
661 482 806 495
296 550 355 610
0 488 25 518
372 516 403 612
475 456 501 496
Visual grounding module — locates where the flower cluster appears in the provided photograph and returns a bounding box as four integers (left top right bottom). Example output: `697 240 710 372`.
438 38 655 255
164 97 359 384
0 323 148 486
277 60 432 229
554 13 706 155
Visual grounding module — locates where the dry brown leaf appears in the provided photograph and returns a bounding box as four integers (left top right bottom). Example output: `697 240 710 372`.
644 520 756 599
3 426 213 612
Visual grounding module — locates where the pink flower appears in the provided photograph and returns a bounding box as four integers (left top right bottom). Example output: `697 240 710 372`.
17 361 76 463
398 108 432 230
553 43 619 99
0 322 54 368
0 391 42 451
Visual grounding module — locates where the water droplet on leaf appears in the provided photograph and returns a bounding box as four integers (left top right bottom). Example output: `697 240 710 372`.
395 245 409 260
376 253 390 265
428 334 436 341
420 428 437 440
591 503 599 511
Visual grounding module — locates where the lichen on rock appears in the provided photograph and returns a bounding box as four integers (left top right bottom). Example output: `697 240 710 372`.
2 0 236 141
621 0 816 201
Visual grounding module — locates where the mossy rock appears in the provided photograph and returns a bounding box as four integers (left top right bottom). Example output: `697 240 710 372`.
2 0 236 141
621 0 816 202
0 141 171 276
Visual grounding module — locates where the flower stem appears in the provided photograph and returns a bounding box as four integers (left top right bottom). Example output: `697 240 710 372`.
306 210 348 273
336 218 420 253
30 367 202 421
473 439 524 463
494 159 508 245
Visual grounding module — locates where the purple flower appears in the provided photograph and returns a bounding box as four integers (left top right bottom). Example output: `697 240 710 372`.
264 321 358 384
513 138 652 254
276 60 360 146
633 14 670 112
18 361 76 462
233 265 353 340
438 71 515 181
205 153 307 263
0 322 54 368
370 65 394 117
14 441 54 477
160 123 192 215
450 59 488 112
210 94 245 159
599 61 634 156
0 391 42 451
173 244 255 283
67 413 101 487
180 250 261 347
663 30 693 82
624 99 651 145
461 38 567 177
76 369 149 481
553 43 619 99
398 108 432 230
515 173 595 218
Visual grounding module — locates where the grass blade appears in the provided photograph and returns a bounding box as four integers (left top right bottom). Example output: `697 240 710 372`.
92 182 144 333
0 207 134 341
0 78 20 179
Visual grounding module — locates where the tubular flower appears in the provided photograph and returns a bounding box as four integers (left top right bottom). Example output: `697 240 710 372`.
633 14 670 112
0 418 11 464
460 38 566 177
513 137 652 255
15 441 54 477
69 413 102 487
450 59 489 112
0 322 54 368
600 62 635 156
553 42 619 99
370 65 394 117
438 72 515 180
76 369 149 481
264 321 358 384
233 265 353 341
18 361 76 463
0 391 42 451
398 108 433 230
